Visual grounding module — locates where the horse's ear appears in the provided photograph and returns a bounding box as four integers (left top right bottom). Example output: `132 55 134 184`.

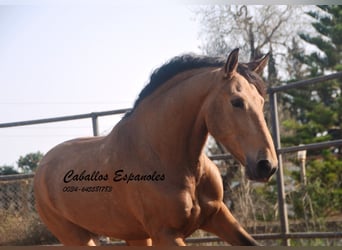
248 53 270 75
224 48 239 77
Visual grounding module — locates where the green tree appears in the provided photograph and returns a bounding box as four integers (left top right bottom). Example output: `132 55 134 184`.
17 151 44 174
0 165 19 175
299 5 342 75
282 5 342 144
281 5 342 218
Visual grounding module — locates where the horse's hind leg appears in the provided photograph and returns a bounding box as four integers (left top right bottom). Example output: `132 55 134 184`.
36 203 98 246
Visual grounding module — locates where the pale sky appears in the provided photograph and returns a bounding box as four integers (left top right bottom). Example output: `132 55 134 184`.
0 1 202 167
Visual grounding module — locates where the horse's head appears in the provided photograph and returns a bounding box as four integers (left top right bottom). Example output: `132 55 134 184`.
204 48 278 182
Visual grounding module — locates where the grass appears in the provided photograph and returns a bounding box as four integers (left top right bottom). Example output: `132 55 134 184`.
0 206 58 246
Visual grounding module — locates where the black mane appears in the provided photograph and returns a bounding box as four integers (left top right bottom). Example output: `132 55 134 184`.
124 54 266 118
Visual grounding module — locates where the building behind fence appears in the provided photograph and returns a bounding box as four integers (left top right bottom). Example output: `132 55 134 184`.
1 72 342 246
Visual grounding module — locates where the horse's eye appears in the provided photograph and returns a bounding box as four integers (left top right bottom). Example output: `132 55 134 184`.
231 98 245 109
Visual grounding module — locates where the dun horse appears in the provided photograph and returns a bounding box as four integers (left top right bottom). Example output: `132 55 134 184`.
34 49 278 246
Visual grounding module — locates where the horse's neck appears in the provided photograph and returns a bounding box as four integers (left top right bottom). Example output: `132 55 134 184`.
126 69 215 168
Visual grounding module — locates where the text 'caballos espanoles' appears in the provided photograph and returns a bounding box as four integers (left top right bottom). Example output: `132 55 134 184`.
63 169 165 184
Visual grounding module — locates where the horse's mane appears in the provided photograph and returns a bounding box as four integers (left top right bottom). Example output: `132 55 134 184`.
124 54 266 118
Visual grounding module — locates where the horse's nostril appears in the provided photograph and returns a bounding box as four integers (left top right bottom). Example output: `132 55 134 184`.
257 160 272 170
257 160 273 178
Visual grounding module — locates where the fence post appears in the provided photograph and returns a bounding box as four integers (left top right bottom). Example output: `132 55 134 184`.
269 91 290 246
91 113 99 136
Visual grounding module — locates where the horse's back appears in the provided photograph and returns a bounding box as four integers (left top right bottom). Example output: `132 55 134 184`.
35 136 107 176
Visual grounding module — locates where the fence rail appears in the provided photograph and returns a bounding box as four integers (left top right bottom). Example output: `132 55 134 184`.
0 108 131 136
0 173 34 181
1 72 341 246
268 72 342 94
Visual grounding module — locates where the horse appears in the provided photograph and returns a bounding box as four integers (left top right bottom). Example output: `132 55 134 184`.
34 48 278 246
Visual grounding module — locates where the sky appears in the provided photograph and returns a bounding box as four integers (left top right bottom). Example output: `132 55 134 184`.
0 1 202 167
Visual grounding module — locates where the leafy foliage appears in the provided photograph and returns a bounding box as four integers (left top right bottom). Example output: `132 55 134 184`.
281 5 342 218
0 166 19 175
0 152 44 175
17 151 44 174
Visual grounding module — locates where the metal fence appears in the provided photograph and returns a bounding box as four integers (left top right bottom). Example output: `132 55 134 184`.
268 72 342 245
0 72 341 245
0 174 35 213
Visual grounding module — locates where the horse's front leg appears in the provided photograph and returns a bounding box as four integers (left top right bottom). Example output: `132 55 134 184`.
126 238 152 246
127 232 185 246
201 202 260 246
152 237 186 246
